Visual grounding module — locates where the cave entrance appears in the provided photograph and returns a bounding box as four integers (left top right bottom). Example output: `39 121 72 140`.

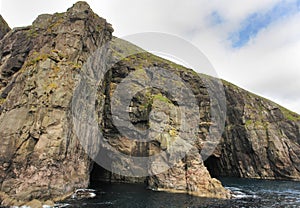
90 162 112 183
204 155 222 178
90 162 147 184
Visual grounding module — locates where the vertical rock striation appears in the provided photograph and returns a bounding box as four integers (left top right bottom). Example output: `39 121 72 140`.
0 2 113 205
0 1 229 205
205 81 300 180
0 1 299 206
91 48 230 198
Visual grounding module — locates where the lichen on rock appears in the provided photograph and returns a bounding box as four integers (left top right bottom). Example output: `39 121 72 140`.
0 1 113 205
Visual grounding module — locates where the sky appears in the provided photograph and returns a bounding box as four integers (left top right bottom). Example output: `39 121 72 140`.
1 0 300 113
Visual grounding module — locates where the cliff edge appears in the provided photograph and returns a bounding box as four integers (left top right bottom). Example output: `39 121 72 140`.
0 15 10 40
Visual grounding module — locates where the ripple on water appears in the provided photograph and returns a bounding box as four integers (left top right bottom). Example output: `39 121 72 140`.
59 178 300 208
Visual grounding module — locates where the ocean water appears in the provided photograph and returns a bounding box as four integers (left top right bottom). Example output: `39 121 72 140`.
61 178 300 208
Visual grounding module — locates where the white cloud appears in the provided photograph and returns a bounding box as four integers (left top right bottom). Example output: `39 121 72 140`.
213 12 300 113
1 0 299 113
0 0 78 27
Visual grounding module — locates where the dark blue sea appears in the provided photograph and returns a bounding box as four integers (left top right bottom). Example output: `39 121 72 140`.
61 178 300 208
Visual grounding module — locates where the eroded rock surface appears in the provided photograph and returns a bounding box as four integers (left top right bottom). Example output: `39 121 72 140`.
205 82 300 180
0 15 10 40
0 1 299 206
0 1 113 205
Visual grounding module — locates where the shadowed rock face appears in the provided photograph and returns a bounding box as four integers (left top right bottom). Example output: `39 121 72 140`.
0 1 299 206
205 82 300 180
0 16 10 40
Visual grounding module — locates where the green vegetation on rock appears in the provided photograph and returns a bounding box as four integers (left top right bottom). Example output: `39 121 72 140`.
153 93 172 104
279 106 300 122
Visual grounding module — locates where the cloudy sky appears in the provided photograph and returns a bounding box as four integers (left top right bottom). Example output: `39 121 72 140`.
1 0 300 113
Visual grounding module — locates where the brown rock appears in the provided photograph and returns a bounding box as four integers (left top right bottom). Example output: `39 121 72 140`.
26 199 43 208
44 200 55 207
0 1 113 205
0 15 10 40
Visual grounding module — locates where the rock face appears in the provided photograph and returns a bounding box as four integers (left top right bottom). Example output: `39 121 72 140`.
0 15 10 40
0 1 113 205
85 48 230 199
205 82 300 180
0 1 299 206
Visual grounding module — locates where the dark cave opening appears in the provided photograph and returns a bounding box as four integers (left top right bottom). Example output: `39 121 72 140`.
90 162 112 183
204 155 223 178
90 161 147 185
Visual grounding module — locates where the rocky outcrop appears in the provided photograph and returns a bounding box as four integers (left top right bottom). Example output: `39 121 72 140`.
0 1 229 205
0 15 10 40
0 1 299 206
86 48 230 199
0 1 113 205
205 81 300 180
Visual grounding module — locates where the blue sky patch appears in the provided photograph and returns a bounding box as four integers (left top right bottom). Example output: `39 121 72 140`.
210 11 223 25
229 0 300 48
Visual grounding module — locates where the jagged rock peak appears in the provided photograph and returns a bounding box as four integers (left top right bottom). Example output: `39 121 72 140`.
0 1 113 99
32 1 113 33
0 15 10 40
67 1 95 21
0 2 115 205
68 1 92 13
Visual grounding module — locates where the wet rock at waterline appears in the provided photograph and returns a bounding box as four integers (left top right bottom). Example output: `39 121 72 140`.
71 189 96 200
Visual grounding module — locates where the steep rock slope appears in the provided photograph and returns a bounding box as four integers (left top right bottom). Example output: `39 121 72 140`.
0 1 299 206
87 45 230 199
0 2 229 205
0 2 113 205
205 82 300 180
